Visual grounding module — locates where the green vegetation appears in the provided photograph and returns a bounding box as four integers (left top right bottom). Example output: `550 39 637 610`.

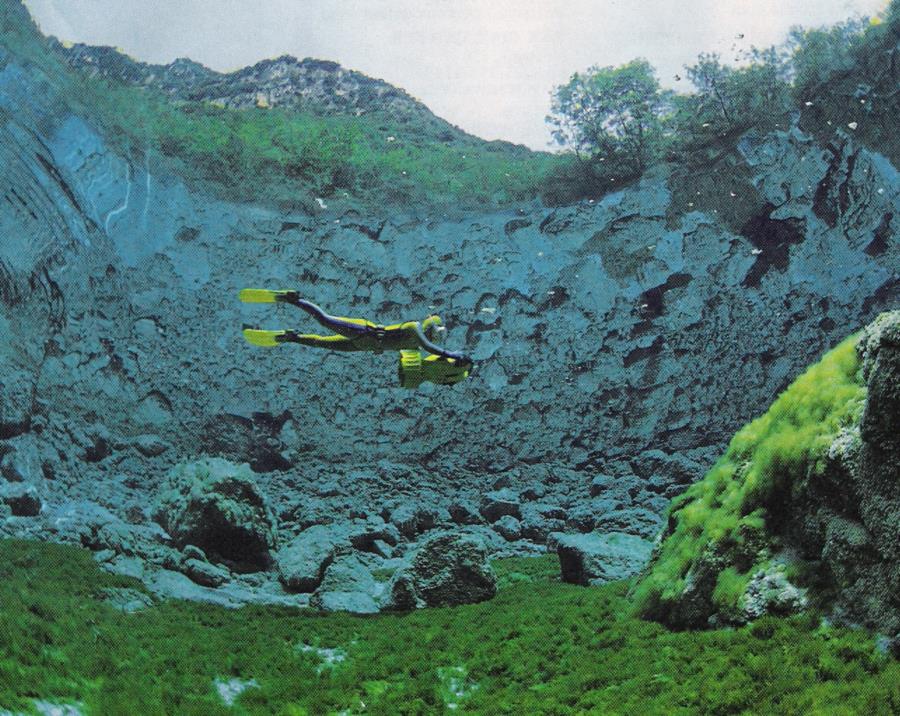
5 0 899 213
791 6 900 167
2 538 899 715
1 2 558 212
547 59 671 178
633 333 866 621
549 2 899 202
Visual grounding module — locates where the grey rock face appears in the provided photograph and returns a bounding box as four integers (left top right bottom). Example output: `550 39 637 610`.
1 30 899 614
389 503 447 538
493 515 522 541
385 531 497 610
183 557 231 588
554 531 653 586
153 457 278 572
448 501 483 525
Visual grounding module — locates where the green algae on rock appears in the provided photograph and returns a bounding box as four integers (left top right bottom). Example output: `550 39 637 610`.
633 311 900 634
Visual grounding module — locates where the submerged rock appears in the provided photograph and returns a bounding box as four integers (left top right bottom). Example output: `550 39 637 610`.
310 552 382 613
275 524 346 592
153 457 277 572
385 531 497 610
633 312 900 632
0 482 41 516
554 532 653 586
479 489 521 523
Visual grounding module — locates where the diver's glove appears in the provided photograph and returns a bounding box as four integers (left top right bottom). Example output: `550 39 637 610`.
398 350 472 388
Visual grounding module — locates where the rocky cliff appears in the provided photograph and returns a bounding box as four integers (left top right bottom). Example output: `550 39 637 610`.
1 6 898 608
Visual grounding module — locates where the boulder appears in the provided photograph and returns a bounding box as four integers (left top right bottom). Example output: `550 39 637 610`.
310 552 381 613
183 558 231 588
479 489 521 522
519 503 567 543
275 524 347 592
493 515 521 541
385 531 496 610
594 508 662 539
390 502 447 538
555 531 653 586
448 500 482 525
153 457 277 571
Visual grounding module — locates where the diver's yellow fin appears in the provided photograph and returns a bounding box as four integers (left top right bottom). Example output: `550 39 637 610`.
239 288 296 303
242 328 286 347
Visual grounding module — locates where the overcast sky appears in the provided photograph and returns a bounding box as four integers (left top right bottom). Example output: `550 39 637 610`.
23 0 888 150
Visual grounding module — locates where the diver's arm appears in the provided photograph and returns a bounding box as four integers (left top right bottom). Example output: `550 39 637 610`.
411 324 473 365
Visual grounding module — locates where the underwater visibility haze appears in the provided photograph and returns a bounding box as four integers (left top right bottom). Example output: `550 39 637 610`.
0 0 899 712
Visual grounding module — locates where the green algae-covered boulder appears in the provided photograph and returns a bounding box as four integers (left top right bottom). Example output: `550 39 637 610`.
632 311 900 633
153 457 277 572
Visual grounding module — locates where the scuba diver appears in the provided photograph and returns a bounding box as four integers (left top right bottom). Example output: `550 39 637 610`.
239 289 473 388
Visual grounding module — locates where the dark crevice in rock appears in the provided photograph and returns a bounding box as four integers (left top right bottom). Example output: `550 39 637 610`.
861 278 900 315
740 203 806 288
623 335 665 368
464 318 502 345
344 220 387 242
813 140 845 228
0 260 22 307
83 436 112 463
0 419 31 440
504 218 531 235
539 286 569 310
838 149 860 216
33 151 84 216
538 211 556 233
637 273 693 319
29 267 66 331
864 212 892 256
174 226 200 242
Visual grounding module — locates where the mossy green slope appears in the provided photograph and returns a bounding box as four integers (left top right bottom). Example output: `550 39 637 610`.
632 333 866 625
2 539 899 715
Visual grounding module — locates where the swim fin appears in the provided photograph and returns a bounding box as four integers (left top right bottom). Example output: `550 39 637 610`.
239 288 298 304
242 328 287 347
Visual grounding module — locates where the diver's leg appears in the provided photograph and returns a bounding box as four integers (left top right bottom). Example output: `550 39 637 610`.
282 297 382 339
274 331 365 351
242 328 363 351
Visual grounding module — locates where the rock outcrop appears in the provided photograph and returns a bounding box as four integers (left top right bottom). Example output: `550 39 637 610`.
634 312 900 636
554 531 652 586
153 457 278 571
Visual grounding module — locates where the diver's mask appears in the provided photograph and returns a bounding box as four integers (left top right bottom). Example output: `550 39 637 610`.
398 350 472 388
